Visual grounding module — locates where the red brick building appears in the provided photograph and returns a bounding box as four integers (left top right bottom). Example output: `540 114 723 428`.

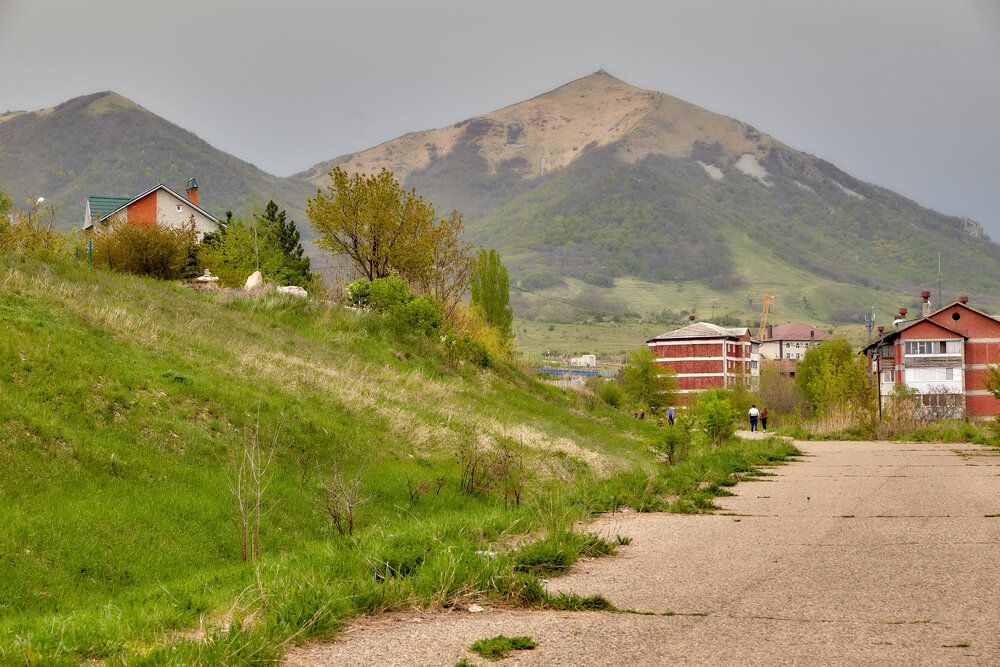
647 321 760 400
864 294 1000 418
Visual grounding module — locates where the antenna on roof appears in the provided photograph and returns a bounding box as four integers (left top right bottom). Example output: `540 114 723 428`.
937 252 942 309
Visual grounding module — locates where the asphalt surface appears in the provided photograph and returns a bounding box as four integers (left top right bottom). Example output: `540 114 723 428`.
285 437 1000 665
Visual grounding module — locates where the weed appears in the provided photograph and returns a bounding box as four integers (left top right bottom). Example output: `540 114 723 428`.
543 593 617 611
469 635 537 661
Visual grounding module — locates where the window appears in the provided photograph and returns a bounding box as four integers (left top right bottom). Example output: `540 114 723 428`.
785 343 791 348
795 342 801 348
176 205 183 212
904 341 947 355
881 370 894 383
904 368 955 382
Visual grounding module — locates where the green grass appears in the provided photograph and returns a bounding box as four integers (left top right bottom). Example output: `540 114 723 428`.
469 634 537 661
0 256 800 664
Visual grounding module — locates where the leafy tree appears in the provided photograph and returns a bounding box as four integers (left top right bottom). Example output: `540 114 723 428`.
471 248 513 341
795 338 854 408
695 388 736 449
308 167 437 283
201 204 315 288
622 346 675 412
418 210 476 318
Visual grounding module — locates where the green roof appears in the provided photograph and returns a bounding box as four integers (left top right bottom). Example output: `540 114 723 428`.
87 195 132 222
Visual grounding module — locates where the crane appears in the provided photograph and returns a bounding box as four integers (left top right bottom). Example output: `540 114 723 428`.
757 292 776 340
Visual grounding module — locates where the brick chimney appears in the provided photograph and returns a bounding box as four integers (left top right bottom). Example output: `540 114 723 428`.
921 290 931 317
959 296 969 304
185 177 199 206
689 315 695 322
877 325 884 334
899 307 907 318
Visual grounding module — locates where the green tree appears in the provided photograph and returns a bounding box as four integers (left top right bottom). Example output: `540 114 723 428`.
470 248 513 341
795 338 854 408
695 388 736 449
201 204 316 288
308 167 437 283
622 346 676 412
256 200 313 286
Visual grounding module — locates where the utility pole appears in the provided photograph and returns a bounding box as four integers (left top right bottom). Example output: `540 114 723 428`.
864 307 875 347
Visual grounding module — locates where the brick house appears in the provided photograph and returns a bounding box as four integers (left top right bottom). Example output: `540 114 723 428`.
83 177 218 239
647 319 760 400
863 293 1000 418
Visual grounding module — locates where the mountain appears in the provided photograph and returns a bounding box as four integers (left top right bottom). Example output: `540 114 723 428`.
0 92 315 230
300 72 1000 323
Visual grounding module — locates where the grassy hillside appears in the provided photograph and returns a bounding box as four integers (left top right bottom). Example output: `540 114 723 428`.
0 256 796 664
0 92 315 230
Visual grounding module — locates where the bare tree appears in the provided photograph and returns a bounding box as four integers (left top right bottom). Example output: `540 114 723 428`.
226 405 278 562
318 463 369 537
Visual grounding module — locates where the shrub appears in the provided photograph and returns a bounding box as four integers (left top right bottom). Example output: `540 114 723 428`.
92 219 198 279
395 294 444 336
657 415 692 465
599 380 624 408
696 389 736 449
0 207 69 260
367 274 413 313
444 330 490 367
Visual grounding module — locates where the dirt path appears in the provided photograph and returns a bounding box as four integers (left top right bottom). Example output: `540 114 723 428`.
286 438 1000 665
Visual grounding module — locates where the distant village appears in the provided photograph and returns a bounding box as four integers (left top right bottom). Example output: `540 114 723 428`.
541 292 1000 420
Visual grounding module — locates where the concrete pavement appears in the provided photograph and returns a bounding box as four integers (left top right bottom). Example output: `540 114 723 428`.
286 439 1000 665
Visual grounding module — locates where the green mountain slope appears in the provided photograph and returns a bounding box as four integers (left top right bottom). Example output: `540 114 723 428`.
303 72 1000 324
0 92 315 229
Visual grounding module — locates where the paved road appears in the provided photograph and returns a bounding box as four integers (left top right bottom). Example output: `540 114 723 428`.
286 438 1000 665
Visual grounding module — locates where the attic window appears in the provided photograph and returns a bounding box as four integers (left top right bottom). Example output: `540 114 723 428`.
177 205 183 212
952 312 961 321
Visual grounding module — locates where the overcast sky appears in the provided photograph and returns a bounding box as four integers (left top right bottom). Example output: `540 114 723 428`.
2 0 998 234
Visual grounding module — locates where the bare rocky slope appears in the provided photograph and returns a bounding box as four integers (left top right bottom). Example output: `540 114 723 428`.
300 71 1000 319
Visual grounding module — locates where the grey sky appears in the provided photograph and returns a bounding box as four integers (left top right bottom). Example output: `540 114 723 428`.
2 0 998 234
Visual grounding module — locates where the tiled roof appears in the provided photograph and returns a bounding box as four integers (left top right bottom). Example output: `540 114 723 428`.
87 195 132 222
649 321 752 341
763 321 832 342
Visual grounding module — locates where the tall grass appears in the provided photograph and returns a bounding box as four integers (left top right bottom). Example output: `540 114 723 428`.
0 256 798 664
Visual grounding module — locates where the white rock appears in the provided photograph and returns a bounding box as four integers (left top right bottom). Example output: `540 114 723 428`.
244 271 263 291
468 604 484 613
277 285 308 298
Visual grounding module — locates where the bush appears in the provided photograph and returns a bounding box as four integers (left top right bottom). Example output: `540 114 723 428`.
395 294 444 336
367 274 413 313
696 389 736 449
92 220 198 279
599 380 624 408
657 415 692 465
443 330 491 367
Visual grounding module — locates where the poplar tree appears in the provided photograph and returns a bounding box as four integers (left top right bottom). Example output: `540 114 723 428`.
471 248 513 341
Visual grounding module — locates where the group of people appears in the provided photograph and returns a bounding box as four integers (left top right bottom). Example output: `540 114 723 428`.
748 404 768 432
648 405 769 432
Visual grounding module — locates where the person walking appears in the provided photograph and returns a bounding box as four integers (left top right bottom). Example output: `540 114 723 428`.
761 407 769 432
666 406 675 426
748 404 760 432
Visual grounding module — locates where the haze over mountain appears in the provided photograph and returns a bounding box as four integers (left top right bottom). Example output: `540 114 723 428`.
4 73 998 324
0 91 314 229
302 71 1000 321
